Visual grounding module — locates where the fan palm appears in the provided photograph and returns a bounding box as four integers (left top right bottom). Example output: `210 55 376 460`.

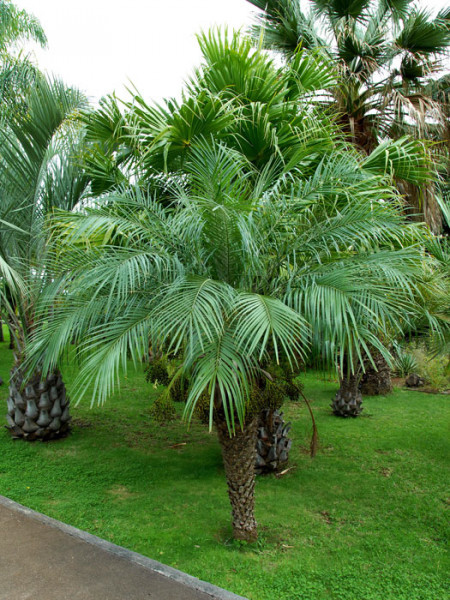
246 0 450 232
0 77 89 439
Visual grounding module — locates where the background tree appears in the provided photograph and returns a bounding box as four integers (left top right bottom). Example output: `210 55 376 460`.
246 0 450 232
0 77 89 439
0 0 46 120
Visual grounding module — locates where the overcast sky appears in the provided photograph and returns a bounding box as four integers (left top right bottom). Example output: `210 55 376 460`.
17 0 254 103
17 0 450 105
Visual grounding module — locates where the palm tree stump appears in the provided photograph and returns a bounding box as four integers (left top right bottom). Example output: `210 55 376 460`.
216 417 258 542
6 365 71 440
332 372 363 417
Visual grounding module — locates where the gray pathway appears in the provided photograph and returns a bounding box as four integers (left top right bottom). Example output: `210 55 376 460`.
0 496 248 600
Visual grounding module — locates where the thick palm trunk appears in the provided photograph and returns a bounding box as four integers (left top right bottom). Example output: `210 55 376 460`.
216 417 258 542
360 352 392 396
332 371 363 417
255 409 291 474
6 362 71 440
397 180 443 234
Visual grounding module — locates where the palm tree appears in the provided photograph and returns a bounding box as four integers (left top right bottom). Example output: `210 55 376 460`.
80 31 432 427
246 0 450 232
0 0 46 120
27 32 437 540
0 77 89 439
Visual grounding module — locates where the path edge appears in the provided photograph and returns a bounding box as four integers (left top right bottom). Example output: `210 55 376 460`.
0 494 248 600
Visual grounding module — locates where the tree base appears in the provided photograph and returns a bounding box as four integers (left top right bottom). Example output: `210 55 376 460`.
6 367 71 441
332 374 363 417
360 353 392 396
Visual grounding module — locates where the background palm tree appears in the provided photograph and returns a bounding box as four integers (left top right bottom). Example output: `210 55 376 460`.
246 0 450 232
0 77 89 439
27 31 440 540
0 0 46 121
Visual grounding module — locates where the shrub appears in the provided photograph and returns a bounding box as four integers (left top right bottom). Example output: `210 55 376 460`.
149 392 177 423
393 348 419 377
411 346 450 391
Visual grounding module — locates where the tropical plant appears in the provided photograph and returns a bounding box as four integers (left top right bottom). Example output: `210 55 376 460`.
28 32 439 540
0 0 46 120
393 343 419 377
0 77 89 439
246 0 450 232
80 30 434 423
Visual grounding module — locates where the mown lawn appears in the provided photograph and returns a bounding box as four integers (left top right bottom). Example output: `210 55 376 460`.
0 339 448 600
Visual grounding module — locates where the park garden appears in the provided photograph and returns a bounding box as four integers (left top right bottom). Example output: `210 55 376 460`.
0 1 449 599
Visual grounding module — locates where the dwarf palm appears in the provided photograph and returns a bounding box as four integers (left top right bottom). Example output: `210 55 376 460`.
29 134 436 539
0 77 89 439
29 31 440 538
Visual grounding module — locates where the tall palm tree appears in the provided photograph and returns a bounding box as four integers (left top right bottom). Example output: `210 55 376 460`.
246 0 450 232
0 77 89 439
27 32 437 540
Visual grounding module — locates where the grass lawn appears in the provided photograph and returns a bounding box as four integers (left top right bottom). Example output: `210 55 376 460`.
0 338 448 600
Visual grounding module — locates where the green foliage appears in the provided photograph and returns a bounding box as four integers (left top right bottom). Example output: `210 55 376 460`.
0 77 88 354
0 0 47 49
0 0 47 121
247 0 450 179
144 358 170 386
25 31 446 446
410 344 450 391
392 346 418 377
149 391 177 424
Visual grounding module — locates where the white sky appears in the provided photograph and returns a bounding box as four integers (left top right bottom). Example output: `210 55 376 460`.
17 0 254 104
16 0 450 105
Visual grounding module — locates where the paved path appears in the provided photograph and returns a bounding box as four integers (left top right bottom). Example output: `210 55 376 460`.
0 496 247 600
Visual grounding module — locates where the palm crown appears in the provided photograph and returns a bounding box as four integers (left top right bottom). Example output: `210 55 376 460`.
247 0 450 152
31 32 434 428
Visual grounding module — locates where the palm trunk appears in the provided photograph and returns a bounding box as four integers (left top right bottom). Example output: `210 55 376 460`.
397 180 443 234
255 409 291 474
6 362 71 440
360 352 392 396
215 417 258 542
332 368 363 417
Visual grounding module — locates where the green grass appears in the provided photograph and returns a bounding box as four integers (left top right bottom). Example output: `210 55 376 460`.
0 339 448 600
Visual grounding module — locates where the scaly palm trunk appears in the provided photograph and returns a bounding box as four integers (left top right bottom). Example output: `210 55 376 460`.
332 367 363 417
255 408 291 474
360 352 392 396
398 180 443 235
6 361 71 440
215 417 258 542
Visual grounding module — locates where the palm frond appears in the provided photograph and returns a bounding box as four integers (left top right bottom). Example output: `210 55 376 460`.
361 137 432 183
232 293 310 366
